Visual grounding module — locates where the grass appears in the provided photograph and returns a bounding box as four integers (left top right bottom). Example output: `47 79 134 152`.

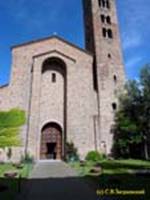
100 159 150 174
0 162 33 200
71 159 150 175
0 164 17 177
70 159 150 199
0 162 33 178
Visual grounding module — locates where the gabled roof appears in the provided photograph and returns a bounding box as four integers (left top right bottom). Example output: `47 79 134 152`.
11 35 93 57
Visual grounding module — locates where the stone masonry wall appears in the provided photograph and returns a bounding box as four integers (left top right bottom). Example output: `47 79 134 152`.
0 37 98 160
83 0 126 154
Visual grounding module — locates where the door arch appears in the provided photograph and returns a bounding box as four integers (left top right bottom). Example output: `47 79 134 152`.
40 122 62 160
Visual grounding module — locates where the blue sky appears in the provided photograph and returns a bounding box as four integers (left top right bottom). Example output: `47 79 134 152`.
0 0 150 85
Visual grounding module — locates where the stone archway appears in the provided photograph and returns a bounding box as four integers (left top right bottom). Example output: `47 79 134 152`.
40 122 62 160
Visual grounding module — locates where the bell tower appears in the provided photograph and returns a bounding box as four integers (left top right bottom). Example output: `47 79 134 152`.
83 0 125 154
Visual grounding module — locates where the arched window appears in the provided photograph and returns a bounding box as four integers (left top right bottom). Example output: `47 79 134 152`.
52 73 56 83
108 53 111 58
108 29 113 39
99 0 106 8
101 15 105 23
106 0 110 9
98 0 102 7
106 16 111 24
102 28 107 38
113 75 117 83
112 103 117 111
102 0 106 8
99 0 110 9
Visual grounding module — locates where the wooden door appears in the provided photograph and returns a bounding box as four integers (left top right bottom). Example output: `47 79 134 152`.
40 124 62 159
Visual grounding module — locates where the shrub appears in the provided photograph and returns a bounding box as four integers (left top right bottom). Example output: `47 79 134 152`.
65 142 79 162
85 151 106 162
21 153 34 164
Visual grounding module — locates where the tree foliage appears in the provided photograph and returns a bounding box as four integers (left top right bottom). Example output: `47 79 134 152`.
0 108 26 148
113 65 150 160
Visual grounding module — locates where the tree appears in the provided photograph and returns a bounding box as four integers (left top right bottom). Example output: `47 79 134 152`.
0 108 26 148
139 65 150 159
112 65 150 160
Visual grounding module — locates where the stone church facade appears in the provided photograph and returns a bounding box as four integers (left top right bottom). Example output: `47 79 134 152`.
0 0 125 161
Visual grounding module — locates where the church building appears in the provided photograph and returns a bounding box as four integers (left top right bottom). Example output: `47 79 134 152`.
0 0 125 161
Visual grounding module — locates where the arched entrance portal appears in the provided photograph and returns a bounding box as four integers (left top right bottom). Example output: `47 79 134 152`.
40 122 62 160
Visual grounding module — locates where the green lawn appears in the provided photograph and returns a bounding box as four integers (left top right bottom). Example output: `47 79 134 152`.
71 159 150 199
71 159 150 175
0 163 33 200
0 163 32 177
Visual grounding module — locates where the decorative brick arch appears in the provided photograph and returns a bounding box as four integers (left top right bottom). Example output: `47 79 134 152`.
40 122 62 160
41 57 67 76
39 57 67 160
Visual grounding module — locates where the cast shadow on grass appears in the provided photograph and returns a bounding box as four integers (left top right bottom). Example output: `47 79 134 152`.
0 174 149 200
0 177 22 200
85 173 150 200
0 176 97 200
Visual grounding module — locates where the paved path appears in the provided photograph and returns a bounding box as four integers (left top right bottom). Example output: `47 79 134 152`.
16 161 98 200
